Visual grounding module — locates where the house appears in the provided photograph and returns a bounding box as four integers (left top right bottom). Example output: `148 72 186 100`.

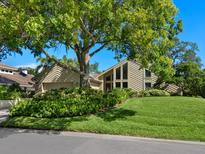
37 65 102 93
37 60 181 94
97 60 158 92
0 63 35 91
97 60 182 94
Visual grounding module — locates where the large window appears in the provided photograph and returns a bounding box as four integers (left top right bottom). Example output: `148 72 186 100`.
123 82 128 88
145 70 151 78
123 63 128 80
105 83 112 91
105 75 111 81
145 82 152 89
115 82 121 88
116 67 121 80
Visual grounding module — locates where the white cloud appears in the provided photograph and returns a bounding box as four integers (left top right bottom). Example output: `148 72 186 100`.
16 63 38 69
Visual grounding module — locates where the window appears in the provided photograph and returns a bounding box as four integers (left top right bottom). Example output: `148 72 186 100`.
115 82 121 88
105 75 111 81
145 82 152 89
105 83 112 91
145 70 151 78
123 82 128 88
123 63 128 79
116 67 121 80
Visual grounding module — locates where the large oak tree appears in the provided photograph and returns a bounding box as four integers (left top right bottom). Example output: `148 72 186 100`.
0 0 182 87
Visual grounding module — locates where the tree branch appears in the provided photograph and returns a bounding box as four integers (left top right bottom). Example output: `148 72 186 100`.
80 17 97 43
89 44 106 57
69 45 75 51
40 48 84 75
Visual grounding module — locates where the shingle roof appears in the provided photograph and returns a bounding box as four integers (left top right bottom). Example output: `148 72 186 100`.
0 63 18 71
0 71 35 88
41 65 102 84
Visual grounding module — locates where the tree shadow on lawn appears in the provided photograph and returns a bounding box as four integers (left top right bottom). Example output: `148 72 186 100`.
0 116 88 139
96 108 136 122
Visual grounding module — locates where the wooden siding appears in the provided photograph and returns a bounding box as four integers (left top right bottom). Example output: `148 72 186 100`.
39 65 102 92
128 61 158 91
128 61 144 91
144 72 158 88
42 65 80 84
164 84 182 95
42 82 77 92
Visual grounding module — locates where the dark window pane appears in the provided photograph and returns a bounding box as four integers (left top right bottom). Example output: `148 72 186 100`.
123 82 128 88
116 82 121 88
145 82 152 89
105 75 111 81
106 83 112 91
123 63 128 79
145 70 151 77
116 67 121 80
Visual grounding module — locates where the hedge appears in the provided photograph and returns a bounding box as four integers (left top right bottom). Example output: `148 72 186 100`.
10 88 132 118
139 89 170 97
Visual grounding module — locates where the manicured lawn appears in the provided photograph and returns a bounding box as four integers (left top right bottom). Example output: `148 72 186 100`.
2 97 205 141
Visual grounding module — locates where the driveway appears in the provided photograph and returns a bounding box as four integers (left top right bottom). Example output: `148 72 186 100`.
0 128 205 154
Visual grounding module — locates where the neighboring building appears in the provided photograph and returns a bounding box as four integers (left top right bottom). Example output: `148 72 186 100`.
37 65 102 93
0 63 35 91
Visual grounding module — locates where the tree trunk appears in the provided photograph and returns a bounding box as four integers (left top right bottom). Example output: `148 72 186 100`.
153 78 163 88
79 60 85 88
78 53 90 88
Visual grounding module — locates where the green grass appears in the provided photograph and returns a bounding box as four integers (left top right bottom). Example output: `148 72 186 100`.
2 97 205 141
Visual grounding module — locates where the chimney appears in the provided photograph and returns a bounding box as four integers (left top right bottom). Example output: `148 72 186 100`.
21 70 28 75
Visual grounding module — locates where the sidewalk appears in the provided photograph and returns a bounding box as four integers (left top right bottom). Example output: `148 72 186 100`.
0 109 9 123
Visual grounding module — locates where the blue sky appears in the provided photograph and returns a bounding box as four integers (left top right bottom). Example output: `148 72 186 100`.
2 0 205 71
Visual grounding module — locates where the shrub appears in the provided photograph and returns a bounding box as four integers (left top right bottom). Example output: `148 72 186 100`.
107 88 134 104
0 84 22 100
139 89 170 97
200 84 205 98
10 88 132 118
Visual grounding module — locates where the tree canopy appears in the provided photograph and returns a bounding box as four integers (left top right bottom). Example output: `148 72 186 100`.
168 39 205 97
0 0 182 87
36 56 100 74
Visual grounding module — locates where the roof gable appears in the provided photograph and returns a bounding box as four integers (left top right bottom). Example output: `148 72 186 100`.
97 59 142 78
42 65 80 83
